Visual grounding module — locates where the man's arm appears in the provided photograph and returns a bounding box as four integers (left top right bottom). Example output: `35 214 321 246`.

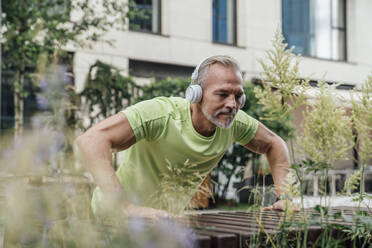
244 122 290 205
76 112 170 217
75 113 135 199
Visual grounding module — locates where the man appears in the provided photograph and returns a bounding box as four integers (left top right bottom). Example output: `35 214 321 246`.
76 55 290 217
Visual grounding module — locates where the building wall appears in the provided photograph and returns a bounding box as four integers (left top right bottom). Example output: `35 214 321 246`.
73 0 372 92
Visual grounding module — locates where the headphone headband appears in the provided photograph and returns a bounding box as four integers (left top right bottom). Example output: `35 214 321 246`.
191 57 209 85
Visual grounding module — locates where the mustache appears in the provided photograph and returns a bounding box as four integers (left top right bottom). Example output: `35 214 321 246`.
216 108 237 116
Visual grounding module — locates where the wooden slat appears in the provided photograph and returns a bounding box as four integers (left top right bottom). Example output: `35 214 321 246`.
196 230 237 248
192 234 211 248
180 206 367 248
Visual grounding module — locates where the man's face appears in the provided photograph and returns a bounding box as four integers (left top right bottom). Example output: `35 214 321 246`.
200 63 244 129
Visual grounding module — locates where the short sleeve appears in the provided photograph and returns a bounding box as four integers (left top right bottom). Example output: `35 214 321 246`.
233 110 259 146
121 98 169 142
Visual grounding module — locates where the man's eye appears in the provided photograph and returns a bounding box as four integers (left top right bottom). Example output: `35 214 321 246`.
217 93 228 98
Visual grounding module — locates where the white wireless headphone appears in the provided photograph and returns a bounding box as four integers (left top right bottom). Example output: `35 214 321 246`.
185 57 246 108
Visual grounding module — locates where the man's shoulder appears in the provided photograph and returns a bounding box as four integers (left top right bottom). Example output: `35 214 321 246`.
122 96 189 141
234 110 254 123
150 96 188 113
125 96 188 118
154 96 187 106
137 96 186 104
232 110 259 131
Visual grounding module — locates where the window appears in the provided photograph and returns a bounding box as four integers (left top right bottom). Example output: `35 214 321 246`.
129 0 161 33
282 0 346 61
213 0 237 45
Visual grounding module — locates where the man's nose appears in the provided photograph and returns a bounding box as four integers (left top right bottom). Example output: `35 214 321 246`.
225 95 237 109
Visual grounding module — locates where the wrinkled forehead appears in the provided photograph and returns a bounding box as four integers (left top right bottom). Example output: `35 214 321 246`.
204 64 243 88
205 63 243 81
205 62 242 78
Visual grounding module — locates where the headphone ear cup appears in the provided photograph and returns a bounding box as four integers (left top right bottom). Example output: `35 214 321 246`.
240 94 246 108
185 85 203 103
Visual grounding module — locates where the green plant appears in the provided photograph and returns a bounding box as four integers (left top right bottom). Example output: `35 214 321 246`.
80 62 190 130
2 0 128 137
149 159 213 215
299 82 354 202
253 27 309 214
79 61 139 130
253 28 368 248
136 77 189 102
254 28 310 124
298 83 354 171
0 63 196 247
343 210 372 248
297 82 354 248
349 73 372 207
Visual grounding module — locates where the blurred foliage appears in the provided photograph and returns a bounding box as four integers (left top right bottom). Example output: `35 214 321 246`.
136 77 189 103
79 61 189 130
254 28 310 123
342 211 372 247
348 73 372 205
149 159 212 215
351 73 372 167
298 82 354 168
2 0 128 136
252 29 310 201
0 157 193 248
79 61 139 129
35 61 80 173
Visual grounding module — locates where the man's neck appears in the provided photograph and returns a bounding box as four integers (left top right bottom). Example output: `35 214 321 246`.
190 104 216 137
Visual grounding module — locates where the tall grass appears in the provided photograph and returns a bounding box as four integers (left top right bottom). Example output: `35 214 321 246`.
253 28 372 247
0 63 196 247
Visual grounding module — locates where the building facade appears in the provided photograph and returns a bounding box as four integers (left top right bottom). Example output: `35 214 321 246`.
71 0 372 168
72 0 372 93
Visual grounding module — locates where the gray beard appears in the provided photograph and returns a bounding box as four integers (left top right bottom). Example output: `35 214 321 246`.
201 106 237 129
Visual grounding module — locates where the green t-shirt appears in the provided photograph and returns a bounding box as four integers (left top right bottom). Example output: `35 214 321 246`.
92 96 258 214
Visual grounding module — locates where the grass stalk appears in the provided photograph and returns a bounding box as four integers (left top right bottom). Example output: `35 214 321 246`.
255 216 276 248
358 163 365 210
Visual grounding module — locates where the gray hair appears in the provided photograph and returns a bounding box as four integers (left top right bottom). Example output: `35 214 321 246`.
191 55 241 87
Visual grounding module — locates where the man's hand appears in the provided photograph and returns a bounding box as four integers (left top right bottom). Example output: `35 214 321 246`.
123 203 172 219
262 200 299 211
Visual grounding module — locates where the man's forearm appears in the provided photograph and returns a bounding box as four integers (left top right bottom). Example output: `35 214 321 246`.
266 136 290 197
76 131 124 196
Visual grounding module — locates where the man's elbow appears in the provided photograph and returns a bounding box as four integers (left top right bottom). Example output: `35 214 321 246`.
268 136 290 160
264 134 286 155
75 133 83 146
76 130 113 151
75 133 88 153
75 131 96 151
